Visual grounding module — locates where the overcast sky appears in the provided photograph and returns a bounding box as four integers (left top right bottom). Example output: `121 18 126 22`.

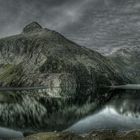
0 0 140 54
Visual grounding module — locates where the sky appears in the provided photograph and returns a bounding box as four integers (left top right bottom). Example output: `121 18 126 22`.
0 0 140 54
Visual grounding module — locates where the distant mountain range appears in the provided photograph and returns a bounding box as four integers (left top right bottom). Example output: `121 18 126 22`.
109 46 140 83
62 0 140 54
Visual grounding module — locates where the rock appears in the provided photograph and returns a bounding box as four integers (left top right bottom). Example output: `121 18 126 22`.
25 132 83 140
23 22 43 33
25 130 140 140
46 73 77 97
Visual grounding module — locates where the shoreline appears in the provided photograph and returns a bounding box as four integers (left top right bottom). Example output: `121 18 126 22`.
25 130 140 140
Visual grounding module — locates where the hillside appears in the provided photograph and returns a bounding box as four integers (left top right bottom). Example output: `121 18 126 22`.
0 22 126 90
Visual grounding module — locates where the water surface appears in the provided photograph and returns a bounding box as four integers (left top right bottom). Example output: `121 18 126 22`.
67 90 140 133
1 89 140 138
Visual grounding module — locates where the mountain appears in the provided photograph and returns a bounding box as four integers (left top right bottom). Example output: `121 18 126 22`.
0 22 127 131
110 46 140 83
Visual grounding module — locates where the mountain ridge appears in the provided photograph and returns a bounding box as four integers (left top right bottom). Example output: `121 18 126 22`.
109 46 140 83
0 22 126 88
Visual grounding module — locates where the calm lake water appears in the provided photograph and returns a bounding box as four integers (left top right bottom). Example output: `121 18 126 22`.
0 127 23 139
0 90 140 138
67 90 140 134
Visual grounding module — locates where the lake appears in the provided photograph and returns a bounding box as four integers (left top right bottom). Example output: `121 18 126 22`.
0 89 140 138
67 90 140 133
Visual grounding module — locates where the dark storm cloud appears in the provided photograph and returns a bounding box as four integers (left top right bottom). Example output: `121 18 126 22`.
0 0 94 37
0 0 139 54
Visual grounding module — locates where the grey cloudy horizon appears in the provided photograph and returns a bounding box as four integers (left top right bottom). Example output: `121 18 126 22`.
0 0 140 54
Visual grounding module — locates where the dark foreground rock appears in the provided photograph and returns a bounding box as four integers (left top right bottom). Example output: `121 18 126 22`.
25 130 140 140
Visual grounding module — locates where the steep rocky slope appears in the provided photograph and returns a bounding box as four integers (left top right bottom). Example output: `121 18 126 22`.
110 46 140 83
0 22 125 88
0 22 127 131
62 0 140 55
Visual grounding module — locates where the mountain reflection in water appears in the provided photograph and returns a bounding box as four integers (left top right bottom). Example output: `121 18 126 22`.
0 89 140 138
67 91 140 134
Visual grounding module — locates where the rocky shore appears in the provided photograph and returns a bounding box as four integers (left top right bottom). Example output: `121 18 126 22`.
25 130 140 140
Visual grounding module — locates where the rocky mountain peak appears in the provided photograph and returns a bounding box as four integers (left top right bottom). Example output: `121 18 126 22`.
23 22 43 33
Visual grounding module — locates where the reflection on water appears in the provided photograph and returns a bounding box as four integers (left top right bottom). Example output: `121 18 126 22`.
67 91 140 134
0 88 140 138
0 85 113 132
0 127 23 139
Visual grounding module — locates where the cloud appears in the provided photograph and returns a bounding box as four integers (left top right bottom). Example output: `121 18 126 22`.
0 0 139 54
0 0 92 37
